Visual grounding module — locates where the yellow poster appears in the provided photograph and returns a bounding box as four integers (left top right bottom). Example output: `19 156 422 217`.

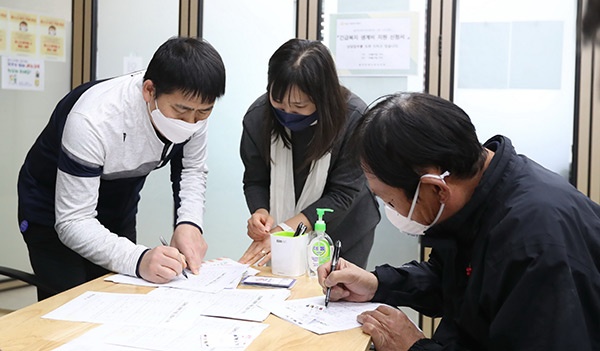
40 16 65 60
10 11 37 55
0 9 7 53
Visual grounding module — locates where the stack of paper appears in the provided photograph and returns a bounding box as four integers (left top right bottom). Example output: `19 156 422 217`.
147 287 290 322
52 316 269 351
105 258 255 293
44 257 383 349
46 258 276 350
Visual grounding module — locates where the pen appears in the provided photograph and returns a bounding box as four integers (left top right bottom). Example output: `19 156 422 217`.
293 222 307 237
325 240 342 307
159 236 189 279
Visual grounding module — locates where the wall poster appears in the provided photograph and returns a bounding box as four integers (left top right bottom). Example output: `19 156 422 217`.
330 12 419 77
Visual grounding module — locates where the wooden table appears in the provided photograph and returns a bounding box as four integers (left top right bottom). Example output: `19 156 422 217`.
0 267 371 351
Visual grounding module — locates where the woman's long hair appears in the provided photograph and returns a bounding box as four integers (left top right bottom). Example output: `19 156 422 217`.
264 39 348 167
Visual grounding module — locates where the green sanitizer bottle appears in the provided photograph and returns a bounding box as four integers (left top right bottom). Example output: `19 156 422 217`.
307 208 334 277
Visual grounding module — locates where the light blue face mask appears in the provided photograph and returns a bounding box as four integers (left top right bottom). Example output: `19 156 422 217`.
272 108 318 132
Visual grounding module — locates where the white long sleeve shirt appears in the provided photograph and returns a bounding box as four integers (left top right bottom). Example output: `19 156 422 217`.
52 72 208 276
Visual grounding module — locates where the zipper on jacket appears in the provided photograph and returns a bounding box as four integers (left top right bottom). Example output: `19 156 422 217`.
156 142 173 168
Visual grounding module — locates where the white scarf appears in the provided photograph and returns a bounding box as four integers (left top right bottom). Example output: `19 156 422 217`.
269 134 331 224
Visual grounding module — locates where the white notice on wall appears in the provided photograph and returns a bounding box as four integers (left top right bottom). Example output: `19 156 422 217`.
1 55 44 91
335 16 412 72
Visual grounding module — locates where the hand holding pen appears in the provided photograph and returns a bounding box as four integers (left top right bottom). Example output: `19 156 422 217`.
325 240 342 307
160 235 189 279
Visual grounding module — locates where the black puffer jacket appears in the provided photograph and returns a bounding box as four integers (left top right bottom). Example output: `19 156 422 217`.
373 135 600 351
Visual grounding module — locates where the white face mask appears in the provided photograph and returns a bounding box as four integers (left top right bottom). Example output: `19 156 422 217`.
384 171 450 236
148 100 205 144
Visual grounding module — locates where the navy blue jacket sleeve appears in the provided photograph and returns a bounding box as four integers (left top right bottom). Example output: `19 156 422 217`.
372 250 444 317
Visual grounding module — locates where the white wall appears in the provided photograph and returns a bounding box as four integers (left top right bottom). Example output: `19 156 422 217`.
95 0 179 80
94 0 180 251
0 0 72 271
454 0 577 178
201 0 296 260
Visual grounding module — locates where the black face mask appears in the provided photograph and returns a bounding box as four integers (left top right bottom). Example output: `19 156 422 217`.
273 108 318 131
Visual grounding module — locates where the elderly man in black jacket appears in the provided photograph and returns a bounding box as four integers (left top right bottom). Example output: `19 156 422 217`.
318 92 600 351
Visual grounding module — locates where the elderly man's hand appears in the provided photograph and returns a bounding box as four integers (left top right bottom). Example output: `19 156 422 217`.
357 305 426 351
317 258 378 302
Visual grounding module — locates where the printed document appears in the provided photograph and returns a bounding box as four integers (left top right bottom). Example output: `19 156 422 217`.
148 287 290 322
267 296 383 334
42 291 198 328
105 258 251 293
52 316 268 351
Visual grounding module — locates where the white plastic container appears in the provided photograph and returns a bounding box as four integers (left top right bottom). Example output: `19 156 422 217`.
270 231 310 276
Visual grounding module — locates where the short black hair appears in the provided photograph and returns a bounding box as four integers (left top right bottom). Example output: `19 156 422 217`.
144 37 226 103
358 92 487 198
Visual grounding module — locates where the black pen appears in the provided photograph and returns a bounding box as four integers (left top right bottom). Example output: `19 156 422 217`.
159 236 189 279
293 222 307 237
325 240 342 307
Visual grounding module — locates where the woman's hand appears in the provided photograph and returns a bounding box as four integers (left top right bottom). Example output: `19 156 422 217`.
239 238 272 266
246 209 274 241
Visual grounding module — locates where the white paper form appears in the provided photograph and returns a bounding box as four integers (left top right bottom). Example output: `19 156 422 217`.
51 326 146 351
109 317 268 351
267 296 383 334
148 287 290 322
53 331 140 351
42 291 198 328
202 258 260 288
203 257 258 273
52 316 268 351
105 260 249 293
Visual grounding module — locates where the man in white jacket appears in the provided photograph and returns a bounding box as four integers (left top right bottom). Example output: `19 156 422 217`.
17 37 226 300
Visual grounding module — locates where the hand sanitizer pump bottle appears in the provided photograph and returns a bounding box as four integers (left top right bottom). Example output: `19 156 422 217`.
307 208 334 277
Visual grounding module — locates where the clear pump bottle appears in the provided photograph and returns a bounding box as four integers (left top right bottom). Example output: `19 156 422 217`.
307 208 334 277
